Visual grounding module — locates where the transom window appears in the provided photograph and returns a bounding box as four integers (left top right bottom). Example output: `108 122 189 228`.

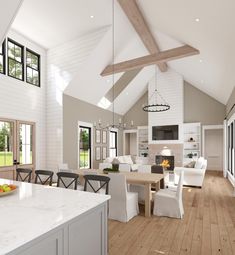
26 49 40 87
8 39 24 81
0 41 5 74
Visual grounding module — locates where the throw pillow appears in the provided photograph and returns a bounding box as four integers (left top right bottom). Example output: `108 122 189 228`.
195 157 204 169
123 155 133 165
112 158 120 164
185 161 196 168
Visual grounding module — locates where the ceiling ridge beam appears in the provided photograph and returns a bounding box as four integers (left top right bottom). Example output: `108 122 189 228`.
101 45 199 76
117 0 167 72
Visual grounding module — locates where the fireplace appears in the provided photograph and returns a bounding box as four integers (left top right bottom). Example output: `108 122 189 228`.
155 155 175 171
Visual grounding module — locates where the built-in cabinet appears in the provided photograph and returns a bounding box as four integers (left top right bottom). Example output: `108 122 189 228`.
183 123 201 164
137 126 149 157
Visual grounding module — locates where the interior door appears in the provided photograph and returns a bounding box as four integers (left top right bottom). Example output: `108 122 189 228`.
205 129 223 171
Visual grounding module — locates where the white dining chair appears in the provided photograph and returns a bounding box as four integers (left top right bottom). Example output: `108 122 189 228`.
119 163 131 172
58 163 69 171
98 163 112 170
108 173 139 222
129 165 152 203
153 171 184 218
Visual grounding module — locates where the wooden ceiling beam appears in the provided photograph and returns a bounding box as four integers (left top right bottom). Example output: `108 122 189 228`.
117 0 167 72
101 45 199 76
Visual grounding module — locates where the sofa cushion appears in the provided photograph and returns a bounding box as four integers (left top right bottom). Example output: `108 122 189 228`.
195 157 204 169
104 157 114 163
123 155 133 165
185 161 196 168
117 156 126 164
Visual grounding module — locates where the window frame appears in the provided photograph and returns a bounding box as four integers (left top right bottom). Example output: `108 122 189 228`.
7 38 24 81
79 125 92 169
26 48 40 87
0 40 6 74
109 130 118 157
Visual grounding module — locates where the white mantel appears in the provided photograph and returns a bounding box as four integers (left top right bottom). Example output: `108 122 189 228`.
148 68 184 144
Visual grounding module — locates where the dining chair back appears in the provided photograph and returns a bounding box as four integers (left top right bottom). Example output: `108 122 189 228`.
58 163 69 171
138 165 151 173
34 170 54 186
56 172 79 190
119 163 131 172
84 174 110 195
108 173 139 222
16 168 32 183
176 170 184 200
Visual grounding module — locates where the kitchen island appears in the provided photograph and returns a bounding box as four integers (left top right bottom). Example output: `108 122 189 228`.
0 179 110 255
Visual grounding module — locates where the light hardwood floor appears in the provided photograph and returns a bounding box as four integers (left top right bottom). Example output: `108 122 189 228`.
109 171 235 255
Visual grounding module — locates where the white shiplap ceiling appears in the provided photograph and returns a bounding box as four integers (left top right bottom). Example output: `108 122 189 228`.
11 0 235 114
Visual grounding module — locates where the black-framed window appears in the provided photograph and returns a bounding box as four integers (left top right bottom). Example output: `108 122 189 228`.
26 49 40 87
79 126 91 169
7 39 24 81
109 130 117 157
0 40 6 74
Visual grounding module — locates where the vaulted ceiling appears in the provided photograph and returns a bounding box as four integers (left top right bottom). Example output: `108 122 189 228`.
10 0 235 114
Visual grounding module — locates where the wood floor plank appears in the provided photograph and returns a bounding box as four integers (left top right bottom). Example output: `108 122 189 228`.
108 171 235 255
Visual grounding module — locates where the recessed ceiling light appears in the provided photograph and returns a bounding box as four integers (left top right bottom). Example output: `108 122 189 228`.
199 59 203 63
90 15 94 19
106 79 110 83
195 18 200 22
126 92 129 96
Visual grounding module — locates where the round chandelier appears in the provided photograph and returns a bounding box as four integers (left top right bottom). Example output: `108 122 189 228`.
142 67 170 113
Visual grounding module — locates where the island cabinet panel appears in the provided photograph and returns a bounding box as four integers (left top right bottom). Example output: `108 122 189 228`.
16 230 63 255
68 205 107 255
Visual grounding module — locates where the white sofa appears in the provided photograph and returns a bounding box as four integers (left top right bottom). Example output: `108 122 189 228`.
103 155 149 171
174 157 207 187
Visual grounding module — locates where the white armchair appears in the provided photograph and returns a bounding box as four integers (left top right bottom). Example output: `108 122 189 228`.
153 171 184 218
174 157 207 187
108 173 139 222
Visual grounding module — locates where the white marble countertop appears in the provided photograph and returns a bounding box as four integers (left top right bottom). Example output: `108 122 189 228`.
0 179 110 255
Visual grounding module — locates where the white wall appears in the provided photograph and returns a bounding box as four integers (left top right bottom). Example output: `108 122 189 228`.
148 68 184 144
46 28 108 171
0 29 47 169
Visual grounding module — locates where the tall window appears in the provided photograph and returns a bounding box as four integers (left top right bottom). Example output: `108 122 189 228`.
79 126 91 169
8 39 24 81
109 131 117 157
26 49 40 86
0 41 5 74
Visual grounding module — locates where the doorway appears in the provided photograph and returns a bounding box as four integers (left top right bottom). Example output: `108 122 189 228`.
0 118 35 179
204 127 223 171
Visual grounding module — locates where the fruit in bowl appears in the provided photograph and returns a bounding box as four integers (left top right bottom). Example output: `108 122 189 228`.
0 184 17 193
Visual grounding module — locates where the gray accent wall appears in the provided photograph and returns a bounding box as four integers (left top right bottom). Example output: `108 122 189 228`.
226 86 235 118
63 94 123 169
184 81 225 125
123 82 226 126
123 92 148 127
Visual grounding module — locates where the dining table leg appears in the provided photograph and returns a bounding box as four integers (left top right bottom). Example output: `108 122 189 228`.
145 183 151 217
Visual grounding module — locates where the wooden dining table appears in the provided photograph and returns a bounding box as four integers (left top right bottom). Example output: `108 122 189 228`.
75 169 164 217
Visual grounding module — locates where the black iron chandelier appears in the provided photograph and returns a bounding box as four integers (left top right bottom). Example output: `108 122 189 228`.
142 67 170 112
